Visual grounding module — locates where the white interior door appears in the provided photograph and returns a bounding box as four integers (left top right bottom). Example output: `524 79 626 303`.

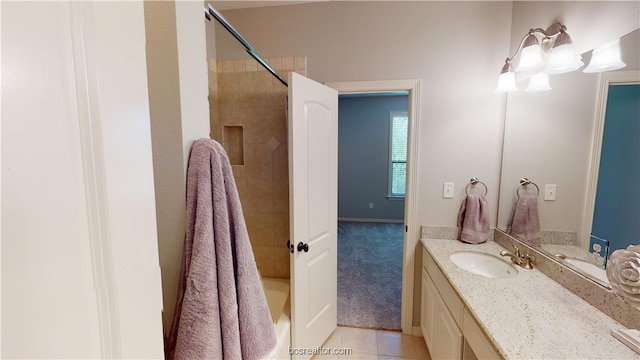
288 72 338 359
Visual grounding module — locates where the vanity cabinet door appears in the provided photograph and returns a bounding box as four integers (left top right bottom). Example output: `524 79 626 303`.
421 268 437 352
433 290 463 360
421 268 463 360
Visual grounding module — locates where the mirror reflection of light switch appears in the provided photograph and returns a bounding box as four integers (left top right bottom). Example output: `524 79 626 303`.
545 184 557 201
443 182 454 199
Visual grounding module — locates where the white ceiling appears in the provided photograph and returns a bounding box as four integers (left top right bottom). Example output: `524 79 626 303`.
211 1 328 11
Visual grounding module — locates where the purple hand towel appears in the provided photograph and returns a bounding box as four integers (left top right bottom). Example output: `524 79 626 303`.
166 139 276 360
457 194 490 244
508 195 541 245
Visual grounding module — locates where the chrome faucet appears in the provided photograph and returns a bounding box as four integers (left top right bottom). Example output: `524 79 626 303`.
500 244 535 269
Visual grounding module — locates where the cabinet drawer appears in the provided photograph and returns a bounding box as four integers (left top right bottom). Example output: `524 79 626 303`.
462 307 503 360
423 247 463 326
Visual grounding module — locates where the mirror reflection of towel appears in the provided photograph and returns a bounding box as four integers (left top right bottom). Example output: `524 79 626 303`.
457 195 490 244
507 195 541 245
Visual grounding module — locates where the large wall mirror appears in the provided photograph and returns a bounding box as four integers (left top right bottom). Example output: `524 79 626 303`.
497 28 640 288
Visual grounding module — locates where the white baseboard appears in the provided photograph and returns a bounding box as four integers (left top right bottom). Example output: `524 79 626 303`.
338 217 404 224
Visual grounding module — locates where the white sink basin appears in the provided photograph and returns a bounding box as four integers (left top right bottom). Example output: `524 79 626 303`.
449 251 519 279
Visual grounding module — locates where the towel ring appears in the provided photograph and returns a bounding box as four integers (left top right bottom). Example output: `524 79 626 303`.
465 177 488 196
516 178 539 199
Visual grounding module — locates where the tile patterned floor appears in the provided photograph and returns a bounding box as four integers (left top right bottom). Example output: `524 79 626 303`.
311 326 431 360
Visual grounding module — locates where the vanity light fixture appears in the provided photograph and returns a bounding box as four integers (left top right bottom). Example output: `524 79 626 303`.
496 23 581 93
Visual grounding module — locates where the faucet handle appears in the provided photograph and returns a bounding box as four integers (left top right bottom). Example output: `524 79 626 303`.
512 244 521 257
522 254 535 269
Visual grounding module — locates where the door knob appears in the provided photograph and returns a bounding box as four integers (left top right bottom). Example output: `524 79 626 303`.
297 242 309 253
286 240 294 253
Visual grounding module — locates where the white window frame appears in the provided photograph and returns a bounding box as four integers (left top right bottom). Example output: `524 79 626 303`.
388 110 408 199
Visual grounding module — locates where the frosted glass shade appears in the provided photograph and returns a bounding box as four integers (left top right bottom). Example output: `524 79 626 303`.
495 71 518 93
584 38 626 73
544 43 583 74
525 73 551 92
516 43 545 72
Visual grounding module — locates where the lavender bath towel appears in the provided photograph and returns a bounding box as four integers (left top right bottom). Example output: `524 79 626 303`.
457 195 490 244
165 139 276 360
508 195 541 245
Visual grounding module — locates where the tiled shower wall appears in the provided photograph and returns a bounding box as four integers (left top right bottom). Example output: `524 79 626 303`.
208 56 307 279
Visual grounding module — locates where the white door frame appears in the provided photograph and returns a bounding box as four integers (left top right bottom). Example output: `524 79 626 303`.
2 2 164 358
325 79 421 335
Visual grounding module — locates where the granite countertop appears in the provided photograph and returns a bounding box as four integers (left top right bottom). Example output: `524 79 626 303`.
421 238 640 360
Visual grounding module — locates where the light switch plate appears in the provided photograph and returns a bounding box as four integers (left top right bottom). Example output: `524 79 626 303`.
545 184 557 201
443 182 454 199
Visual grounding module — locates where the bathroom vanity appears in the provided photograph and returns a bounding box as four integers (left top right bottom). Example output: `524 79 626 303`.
421 242 500 359
420 238 639 359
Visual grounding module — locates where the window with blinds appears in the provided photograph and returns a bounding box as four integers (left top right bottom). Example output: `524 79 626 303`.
389 111 408 198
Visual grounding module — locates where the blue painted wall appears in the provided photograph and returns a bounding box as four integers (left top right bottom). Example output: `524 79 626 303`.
338 95 408 221
592 84 640 254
